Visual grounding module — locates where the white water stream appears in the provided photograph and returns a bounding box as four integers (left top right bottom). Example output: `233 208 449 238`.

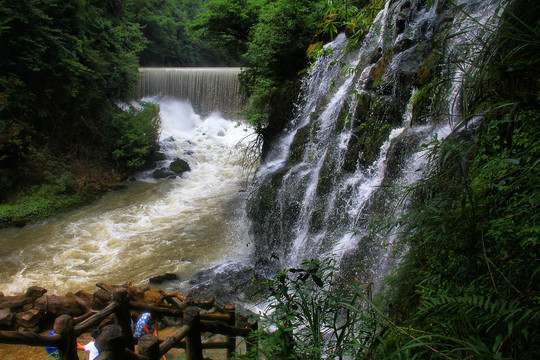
0 98 255 296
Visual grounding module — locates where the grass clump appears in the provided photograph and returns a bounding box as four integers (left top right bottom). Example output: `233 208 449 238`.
0 183 97 228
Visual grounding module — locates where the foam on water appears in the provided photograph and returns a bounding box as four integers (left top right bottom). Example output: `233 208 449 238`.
0 98 255 295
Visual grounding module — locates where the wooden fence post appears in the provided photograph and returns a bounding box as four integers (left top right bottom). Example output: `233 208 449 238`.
225 305 236 358
112 287 134 351
137 334 160 360
184 307 203 360
95 324 125 360
54 315 78 360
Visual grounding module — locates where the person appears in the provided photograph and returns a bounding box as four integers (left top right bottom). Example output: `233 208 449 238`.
46 310 78 359
77 329 101 360
46 329 59 359
133 312 161 339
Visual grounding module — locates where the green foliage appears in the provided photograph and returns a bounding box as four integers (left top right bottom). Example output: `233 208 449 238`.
239 0 325 130
316 0 385 51
241 258 388 360
0 181 96 228
388 1 540 358
192 0 263 58
106 102 161 170
126 0 237 66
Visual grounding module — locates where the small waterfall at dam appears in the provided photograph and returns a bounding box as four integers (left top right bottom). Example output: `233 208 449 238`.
137 67 247 117
248 0 504 285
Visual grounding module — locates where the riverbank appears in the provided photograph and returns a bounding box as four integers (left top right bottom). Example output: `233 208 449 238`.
0 183 126 229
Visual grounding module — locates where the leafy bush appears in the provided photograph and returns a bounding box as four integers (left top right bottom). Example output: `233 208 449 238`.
239 0 324 131
106 102 161 170
316 0 385 49
388 1 540 358
240 258 391 360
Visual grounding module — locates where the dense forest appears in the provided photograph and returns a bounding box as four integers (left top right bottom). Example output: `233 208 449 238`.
1 0 539 359
0 1 244 225
0 0 337 227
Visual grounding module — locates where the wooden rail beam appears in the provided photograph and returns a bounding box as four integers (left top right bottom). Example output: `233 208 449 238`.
0 330 60 346
200 320 252 337
129 301 184 317
138 334 160 360
225 305 236 358
172 341 231 349
129 301 237 322
74 302 118 336
95 324 124 359
159 324 190 356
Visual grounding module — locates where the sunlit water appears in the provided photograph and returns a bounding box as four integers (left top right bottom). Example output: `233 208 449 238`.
0 98 256 296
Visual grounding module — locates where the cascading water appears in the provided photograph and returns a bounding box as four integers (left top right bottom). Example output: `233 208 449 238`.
248 0 505 285
137 67 247 117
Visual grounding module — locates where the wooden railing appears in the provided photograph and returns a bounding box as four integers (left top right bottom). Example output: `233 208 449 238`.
0 288 257 360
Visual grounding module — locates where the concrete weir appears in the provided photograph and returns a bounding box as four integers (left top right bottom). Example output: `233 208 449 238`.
137 67 246 117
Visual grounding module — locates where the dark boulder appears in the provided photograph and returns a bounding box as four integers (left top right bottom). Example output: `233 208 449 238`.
169 158 191 175
149 273 180 284
152 169 177 179
0 308 13 328
153 151 167 162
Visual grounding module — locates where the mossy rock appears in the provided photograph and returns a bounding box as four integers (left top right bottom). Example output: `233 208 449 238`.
384 130 425 178
153 151 167 162
414 50 442 87
287 124 310 165
316 151 339 197
411 76 447 125
152 169 176 179
169 158 191 175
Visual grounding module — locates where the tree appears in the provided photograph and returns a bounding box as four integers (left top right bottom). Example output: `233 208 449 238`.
192 0 263 57
239 0 325 130
0 0 152 206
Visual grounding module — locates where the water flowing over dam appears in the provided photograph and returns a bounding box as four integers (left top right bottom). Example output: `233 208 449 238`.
137 67 247 117
0 73 255 296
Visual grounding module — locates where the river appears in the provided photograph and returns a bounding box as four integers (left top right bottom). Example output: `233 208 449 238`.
0 98 255 296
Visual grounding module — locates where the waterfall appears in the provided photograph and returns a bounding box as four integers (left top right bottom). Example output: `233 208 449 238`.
137 67 246 117
248 0 505 284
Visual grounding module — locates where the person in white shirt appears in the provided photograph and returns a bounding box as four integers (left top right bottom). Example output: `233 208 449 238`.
78 329 101 360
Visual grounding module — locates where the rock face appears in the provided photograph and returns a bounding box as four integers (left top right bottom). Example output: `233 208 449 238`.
152 168 177 179
187 262 264 306
248 0 500 279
